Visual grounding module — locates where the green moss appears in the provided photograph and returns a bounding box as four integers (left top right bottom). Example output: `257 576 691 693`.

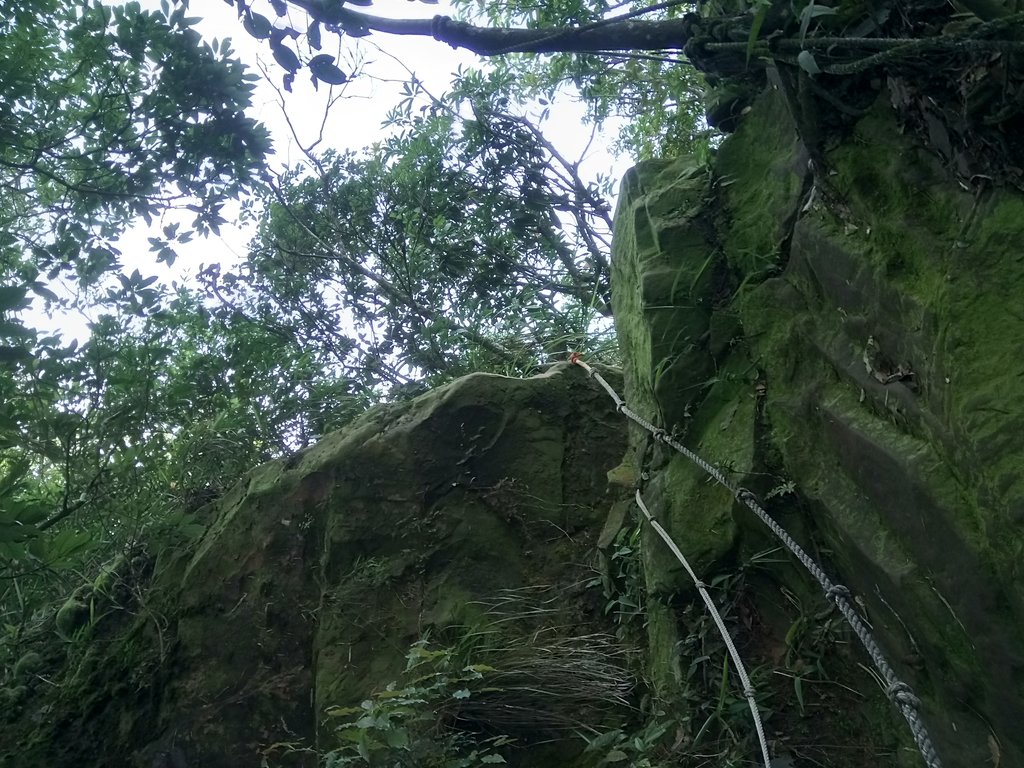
91 553 128 597
644 599 683 699
611 157 720 429
615 85 1024 765
12 652 42 682
0 685 27 712
642 355 755 600
822 102 974 315
54 597 91 640
715 83 807 274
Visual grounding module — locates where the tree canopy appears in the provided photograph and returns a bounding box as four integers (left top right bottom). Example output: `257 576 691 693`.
1 0 271 284
217 66 616 393
0 0 629 624
0 0 276 615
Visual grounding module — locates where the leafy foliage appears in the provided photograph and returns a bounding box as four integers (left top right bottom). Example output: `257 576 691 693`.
0 287 365 664
218 67 618 393
0 0 276 636
0 0 271 283
322 600 635 767
0 0 273 573
450 0 711 160
323 641 514 767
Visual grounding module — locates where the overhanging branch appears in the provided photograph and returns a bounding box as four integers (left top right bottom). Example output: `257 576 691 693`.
289 0 694 55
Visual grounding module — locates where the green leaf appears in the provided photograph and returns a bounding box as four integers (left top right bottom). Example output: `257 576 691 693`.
0 321 34 338
585 730 623 753
243 11 272 39
0 286 29 312
309 54 347 85
355 734 371 762
0 522 32 545
797 50 821 74
0 539 29 562
0 498 48 528
341 21 371 37
383 727 409 749
44 530 95 568
746 2 770 65
326 706 364 717
0 346 32 364
271 41 300 73
30 282 60 302
798 2 837 44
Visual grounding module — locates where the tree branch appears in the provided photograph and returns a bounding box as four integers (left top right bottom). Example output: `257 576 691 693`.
289 1 694 55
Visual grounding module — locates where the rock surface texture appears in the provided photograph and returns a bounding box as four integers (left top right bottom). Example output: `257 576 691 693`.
611 72 1024 768
0 368 626 767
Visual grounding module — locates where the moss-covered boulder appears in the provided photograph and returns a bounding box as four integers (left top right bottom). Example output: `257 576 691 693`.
0 365 627 768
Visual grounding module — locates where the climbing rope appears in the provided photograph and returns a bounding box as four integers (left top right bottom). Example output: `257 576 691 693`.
569 354 943 768
634 490 773 768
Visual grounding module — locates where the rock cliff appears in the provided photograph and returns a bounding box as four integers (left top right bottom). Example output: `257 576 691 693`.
612 69 1024 767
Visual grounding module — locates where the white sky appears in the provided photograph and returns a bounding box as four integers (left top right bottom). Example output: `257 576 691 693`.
40 0 632 337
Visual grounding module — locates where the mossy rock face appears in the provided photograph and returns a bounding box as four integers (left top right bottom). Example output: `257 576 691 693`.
0 365 626 768
744 99 1024 767
613 80 1024 767
608 100 806 702
54 597 91 640
11 652 43 682
0 685 28 717
611 156 722 432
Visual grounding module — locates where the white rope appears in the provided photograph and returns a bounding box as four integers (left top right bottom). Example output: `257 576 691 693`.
634 490 773 768
570 354 942 768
